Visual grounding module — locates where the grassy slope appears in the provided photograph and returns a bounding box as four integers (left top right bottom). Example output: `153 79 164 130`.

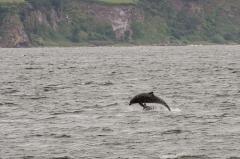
202 0 240 44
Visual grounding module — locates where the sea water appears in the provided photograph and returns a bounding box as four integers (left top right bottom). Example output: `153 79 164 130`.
0 46 240 158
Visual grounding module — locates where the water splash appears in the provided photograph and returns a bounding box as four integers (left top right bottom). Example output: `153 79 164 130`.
171 108 181 112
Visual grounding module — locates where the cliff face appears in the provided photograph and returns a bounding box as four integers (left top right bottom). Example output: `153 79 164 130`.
1 14 31 48
0 9 64 48
24 9 69 31
76 2 143 40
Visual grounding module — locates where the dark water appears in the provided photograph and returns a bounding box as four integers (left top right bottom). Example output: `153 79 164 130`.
0 46 240 159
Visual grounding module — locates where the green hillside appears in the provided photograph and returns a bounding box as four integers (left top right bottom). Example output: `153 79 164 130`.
0 0 240 47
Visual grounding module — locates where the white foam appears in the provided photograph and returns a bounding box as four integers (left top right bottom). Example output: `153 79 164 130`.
171 108 181 112
159 152 185 159
159 154 179 159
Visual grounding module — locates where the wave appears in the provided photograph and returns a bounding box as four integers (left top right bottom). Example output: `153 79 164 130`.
50 156 72 159
160 154 211 159
98 81 114 86
161 129 183 135
81 81 94 85
43 84 70 92
25 67 44 70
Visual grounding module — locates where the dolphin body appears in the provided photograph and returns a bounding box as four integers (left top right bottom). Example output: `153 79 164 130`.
129 92 171 111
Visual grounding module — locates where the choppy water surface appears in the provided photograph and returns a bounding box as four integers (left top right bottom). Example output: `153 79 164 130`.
0 46 240 159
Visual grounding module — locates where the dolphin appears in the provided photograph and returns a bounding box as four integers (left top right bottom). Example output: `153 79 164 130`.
129 92 171 111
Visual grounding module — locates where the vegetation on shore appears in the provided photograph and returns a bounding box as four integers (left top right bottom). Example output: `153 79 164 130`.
0 0 24 2
0 0 240 47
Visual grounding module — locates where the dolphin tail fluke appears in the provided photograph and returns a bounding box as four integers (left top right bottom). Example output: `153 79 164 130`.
162 103 171 111
156 96 171 111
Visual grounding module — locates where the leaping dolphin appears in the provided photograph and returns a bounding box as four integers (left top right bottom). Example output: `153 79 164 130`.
129 92 171 111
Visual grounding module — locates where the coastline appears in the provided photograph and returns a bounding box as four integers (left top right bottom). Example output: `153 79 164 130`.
1 43 240 49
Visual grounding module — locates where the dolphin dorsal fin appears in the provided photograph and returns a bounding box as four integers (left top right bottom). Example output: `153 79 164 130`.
148 92 154 95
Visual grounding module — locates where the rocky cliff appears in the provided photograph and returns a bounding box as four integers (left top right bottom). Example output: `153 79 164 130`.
1 14 31 48
77 2 143 40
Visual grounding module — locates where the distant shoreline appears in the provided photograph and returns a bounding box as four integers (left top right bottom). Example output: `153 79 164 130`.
1 43 240 49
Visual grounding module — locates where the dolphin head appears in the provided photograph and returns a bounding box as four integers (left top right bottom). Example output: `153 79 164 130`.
129 97 138 105
129 98 136 105
129 100 133 105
